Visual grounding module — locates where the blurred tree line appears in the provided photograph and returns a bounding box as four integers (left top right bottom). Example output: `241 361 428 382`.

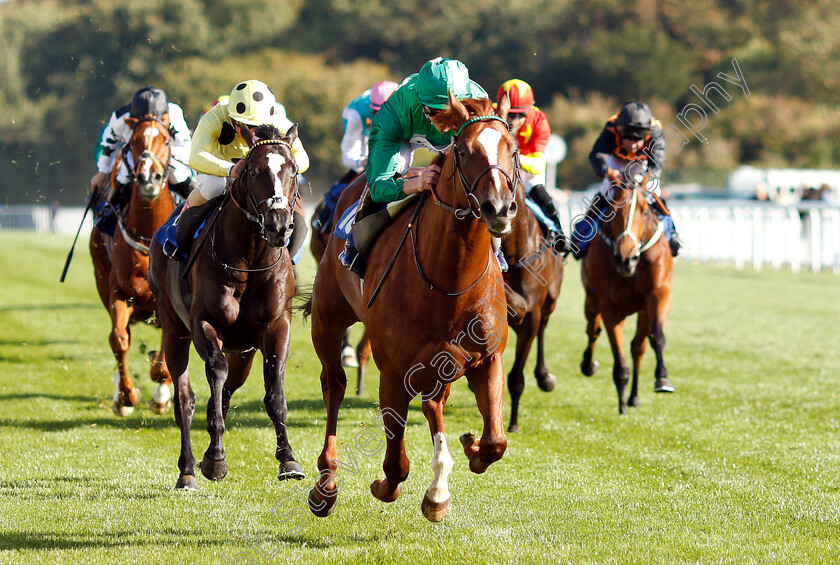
2 0 839 204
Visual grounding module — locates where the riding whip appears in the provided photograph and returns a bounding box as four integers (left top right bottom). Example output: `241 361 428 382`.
59 189 96 283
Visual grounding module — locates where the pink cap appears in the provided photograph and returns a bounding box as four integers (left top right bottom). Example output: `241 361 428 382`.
369 81 399 111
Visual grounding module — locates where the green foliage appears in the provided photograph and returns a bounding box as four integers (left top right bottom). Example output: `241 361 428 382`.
0 0 838 203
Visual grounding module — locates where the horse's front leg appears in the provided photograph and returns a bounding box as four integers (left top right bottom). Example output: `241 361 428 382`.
507 315 535 434
462 353 508 474
581 288 602 377
629 310 650 408
192 318 229 481
108 291 140 416
602 306 630 415
420 384 454 522
355 330 371 396
166 330 196 490
263 318 304 481
648 286 674 393
149 346 173 415
533 308 557 393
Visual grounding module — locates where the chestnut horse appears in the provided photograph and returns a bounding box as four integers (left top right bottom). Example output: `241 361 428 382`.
148 124 304 490
306 93 518 522
89 115 175 416
501 182 564 432
580 173 674 414
310 192 372 394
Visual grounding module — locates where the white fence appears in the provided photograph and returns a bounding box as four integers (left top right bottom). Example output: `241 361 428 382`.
3 202 839 273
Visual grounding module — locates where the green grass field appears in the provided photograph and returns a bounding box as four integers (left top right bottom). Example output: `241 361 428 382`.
1 230 839 564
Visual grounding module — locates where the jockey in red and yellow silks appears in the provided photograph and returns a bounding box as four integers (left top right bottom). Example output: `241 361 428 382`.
496 79 568 253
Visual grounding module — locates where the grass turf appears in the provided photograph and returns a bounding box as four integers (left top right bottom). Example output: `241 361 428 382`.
0 230 838 564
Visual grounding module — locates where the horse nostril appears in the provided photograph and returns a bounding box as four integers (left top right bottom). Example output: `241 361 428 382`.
480 201 499 218
508 201 518 217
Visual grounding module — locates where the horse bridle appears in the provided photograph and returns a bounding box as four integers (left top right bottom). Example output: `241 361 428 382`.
433 115 521 220
598 186 663 263
125 117 172 187
229 139 300 241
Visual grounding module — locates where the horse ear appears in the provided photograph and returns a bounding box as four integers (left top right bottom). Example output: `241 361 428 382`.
124 116 138 129
284 124 299 145
239 122 256 146
448 91 470 123
496 91 510 121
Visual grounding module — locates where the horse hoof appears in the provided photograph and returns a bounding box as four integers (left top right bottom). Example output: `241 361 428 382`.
508 424 520 434
341 345 359 368
308 487 337 517
148 350 170 382
459 433 476 449
278 461 305 481
175 474 199 491
200 454 228 481
421 494 451 522
150 384 172 414
150 398 172 415
628 396 640 408
536 373 556 392
654 378 675 393
581 360 599 377
370 479 400 503
111 401 134 417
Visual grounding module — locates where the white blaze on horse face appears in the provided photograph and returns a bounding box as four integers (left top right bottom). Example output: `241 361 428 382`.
477 128 504 191
143 125 160 146
426 432 454 504
267 153 289 209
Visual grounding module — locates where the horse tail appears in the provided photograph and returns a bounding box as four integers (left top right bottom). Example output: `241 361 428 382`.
295 283 313 321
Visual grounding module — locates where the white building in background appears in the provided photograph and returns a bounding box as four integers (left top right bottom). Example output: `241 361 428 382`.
727 166 840 204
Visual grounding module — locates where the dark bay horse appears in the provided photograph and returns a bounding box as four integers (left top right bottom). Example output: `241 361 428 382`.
310 194 372 394
580 172 674 414
501 183 564 432
89 115 175 416
306 93 518 522
148 124 304 490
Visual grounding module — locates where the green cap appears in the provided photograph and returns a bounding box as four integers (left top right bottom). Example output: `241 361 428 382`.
417 57 472 109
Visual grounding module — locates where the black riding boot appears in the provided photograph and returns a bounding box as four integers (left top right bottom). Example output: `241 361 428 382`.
169 178 195 201
339 189 373 278
529 184 569 253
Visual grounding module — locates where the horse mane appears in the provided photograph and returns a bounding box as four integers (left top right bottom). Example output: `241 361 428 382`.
254 124 283 141
429 97 497 132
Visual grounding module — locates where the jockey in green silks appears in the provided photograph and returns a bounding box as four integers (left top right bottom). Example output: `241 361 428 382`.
339 57 490 278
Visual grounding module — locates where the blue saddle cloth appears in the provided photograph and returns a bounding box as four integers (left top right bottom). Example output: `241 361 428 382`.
524 196 560 234
333 200 361 242
93 202 117 237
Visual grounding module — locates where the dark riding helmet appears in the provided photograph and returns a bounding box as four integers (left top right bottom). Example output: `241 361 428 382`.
130 86 169 119
616 101 652 140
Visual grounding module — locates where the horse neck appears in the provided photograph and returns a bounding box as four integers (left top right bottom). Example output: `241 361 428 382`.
505 184 536 261
125 185 173 238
